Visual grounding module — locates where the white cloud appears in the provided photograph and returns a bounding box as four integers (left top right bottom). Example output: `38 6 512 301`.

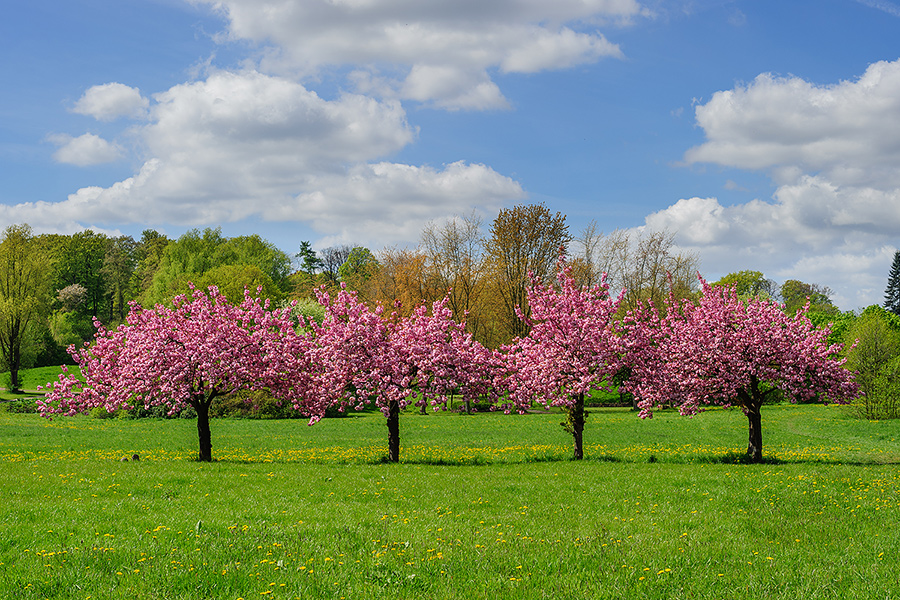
11 70 524 245
646 59 900 310
71 83 150 121
197 0 641 109
49 133 123 166
684 60 900 187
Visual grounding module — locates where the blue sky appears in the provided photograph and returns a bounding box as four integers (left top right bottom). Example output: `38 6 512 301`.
2 0 899 309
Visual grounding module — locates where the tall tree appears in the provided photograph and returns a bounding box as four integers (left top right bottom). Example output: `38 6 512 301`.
296 241 323 275
844 306 900 419
484 204 569 343
102 236 138 322
0 225 51 391
621 280 858 463
421 212 488 341
53 230 111 318
574 226 699 312
884 250 900 316
143 228 291 305
713 270 777 299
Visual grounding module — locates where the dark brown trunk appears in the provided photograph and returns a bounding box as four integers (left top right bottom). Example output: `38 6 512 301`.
195 400 213 462
741 377 764 463
571 392 585 460
387 401 400 463
746 404 763 463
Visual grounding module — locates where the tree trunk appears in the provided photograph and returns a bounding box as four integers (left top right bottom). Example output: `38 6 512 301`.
387 401 400 463
571 392 585 460
195 400 213 462
742 378 764 463
746 404 763 463
8 346 21 392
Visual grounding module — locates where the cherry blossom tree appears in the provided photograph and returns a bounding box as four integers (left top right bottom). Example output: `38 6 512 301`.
620 279 858 463
310 285 497 462
38 286 312 462
503 257 623 460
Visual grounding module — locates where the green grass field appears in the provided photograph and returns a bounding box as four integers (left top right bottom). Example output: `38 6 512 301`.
1 399 899 599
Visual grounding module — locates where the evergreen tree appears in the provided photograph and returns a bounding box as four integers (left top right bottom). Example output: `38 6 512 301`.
885 250 900 316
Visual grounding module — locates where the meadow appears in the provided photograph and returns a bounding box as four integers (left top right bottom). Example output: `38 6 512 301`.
1 399 899 599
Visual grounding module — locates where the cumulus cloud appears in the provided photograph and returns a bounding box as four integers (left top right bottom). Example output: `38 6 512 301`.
198 0 641 109
12 70 524 245
71 83 150 121
648 59 900 309
49 133 123 166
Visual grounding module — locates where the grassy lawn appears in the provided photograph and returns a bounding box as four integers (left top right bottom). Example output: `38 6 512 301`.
1 402 899 599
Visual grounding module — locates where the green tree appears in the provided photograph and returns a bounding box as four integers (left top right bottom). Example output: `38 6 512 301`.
713 270 777 298
102 236 138 322
296 241 323 274
143 228 291 305
338 246 380 284
780 279 837 315
0 225 52 391
844 306 900 419
884 250 900 316
132 230 170 296
52 230 111 318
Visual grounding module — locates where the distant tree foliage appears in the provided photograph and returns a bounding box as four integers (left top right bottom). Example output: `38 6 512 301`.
142 228 291 306
713 270 777 299
296 241 323 275
884 250 900 316
844 305 900 419
573 225 700 312
484 204 570 343
780 279 836 315
421 212 488 341
319 245 354 283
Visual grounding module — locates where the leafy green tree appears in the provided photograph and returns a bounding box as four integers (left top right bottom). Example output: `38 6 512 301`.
132 230 170 297
195 264 284 305
338 246 380 283
296 241 323 274
143 228 291 305
713 270 777 298
102 236 138 322
780 279 836 315
0 225 52 390
844 306 900 419
884 250 900 316
52 230 111 318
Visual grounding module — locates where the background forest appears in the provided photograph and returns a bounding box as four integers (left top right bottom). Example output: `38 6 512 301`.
2 204 899 418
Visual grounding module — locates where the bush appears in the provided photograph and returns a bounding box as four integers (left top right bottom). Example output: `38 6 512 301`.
208 390 303 420
2 398 40 414
89 405 120 419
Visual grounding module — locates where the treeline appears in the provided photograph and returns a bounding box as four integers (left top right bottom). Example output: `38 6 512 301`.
0 225 293 389
0 203 889 412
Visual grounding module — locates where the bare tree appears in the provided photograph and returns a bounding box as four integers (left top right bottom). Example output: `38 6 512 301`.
421 212 488 340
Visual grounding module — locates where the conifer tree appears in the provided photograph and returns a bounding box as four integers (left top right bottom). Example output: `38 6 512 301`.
885 250 900 316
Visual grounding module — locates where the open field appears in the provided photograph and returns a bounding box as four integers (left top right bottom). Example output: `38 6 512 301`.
1 403 899 599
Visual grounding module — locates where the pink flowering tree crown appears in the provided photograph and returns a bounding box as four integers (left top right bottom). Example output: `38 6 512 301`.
620 278 859 462
310 285 499 462
502 256 623 459
38 285 311 462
